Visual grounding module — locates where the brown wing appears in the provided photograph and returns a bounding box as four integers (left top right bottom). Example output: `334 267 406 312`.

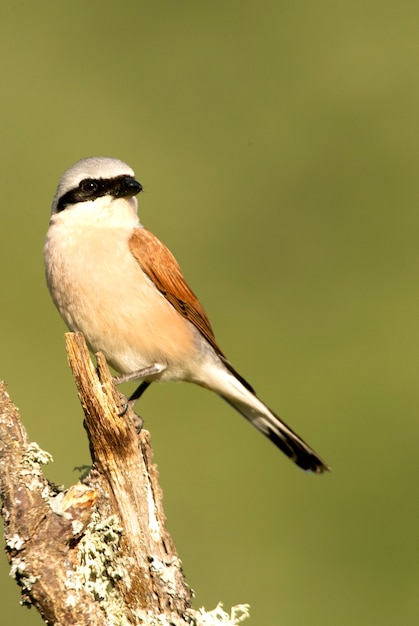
128 227 255 394
129 227 225 356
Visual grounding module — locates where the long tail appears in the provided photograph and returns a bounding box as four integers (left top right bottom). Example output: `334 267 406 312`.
216 365 330 473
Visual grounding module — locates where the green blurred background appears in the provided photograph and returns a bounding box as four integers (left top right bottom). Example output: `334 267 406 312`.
1 1 418 624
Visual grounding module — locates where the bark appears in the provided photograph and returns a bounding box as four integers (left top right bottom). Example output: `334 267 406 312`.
0 332 193 625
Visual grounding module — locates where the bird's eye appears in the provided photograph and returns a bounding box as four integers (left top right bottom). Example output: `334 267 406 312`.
80 179 99 193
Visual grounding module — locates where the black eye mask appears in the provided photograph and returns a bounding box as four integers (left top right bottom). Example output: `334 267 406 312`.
56 175 143 213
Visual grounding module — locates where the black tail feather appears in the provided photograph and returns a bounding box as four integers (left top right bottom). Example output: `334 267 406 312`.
220 394 330 474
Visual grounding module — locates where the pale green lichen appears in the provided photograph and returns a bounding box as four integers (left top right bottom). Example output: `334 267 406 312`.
148 555 183 596
188 603 250 626
9 555 39 599
8 530 36 599
24 442 54 467
64 510 249 626
66 511 130 626
24 441 54 470
7 534 25 551
20 442 55 494
132 602 250 626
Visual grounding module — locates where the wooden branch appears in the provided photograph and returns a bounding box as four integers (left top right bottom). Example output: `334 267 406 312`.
0 332 250 625
0 332 192 625
0 382 106 625
64 332 192 621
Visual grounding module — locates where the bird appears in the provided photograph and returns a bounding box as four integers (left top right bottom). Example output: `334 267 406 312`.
44 157 329 473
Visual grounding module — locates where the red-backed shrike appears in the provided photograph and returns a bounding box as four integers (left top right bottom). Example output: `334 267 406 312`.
44 157 329 473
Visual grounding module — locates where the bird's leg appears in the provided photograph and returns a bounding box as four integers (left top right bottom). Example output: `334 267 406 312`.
114 364 165 420
128 381 151 403
130 411 145 435
117 384 149 421
113 363 166 385
119 381 152 429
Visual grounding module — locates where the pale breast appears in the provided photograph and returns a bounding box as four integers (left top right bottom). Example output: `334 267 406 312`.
45 223 199 378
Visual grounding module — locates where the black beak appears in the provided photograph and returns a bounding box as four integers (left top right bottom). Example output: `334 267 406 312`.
113 175 143 198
